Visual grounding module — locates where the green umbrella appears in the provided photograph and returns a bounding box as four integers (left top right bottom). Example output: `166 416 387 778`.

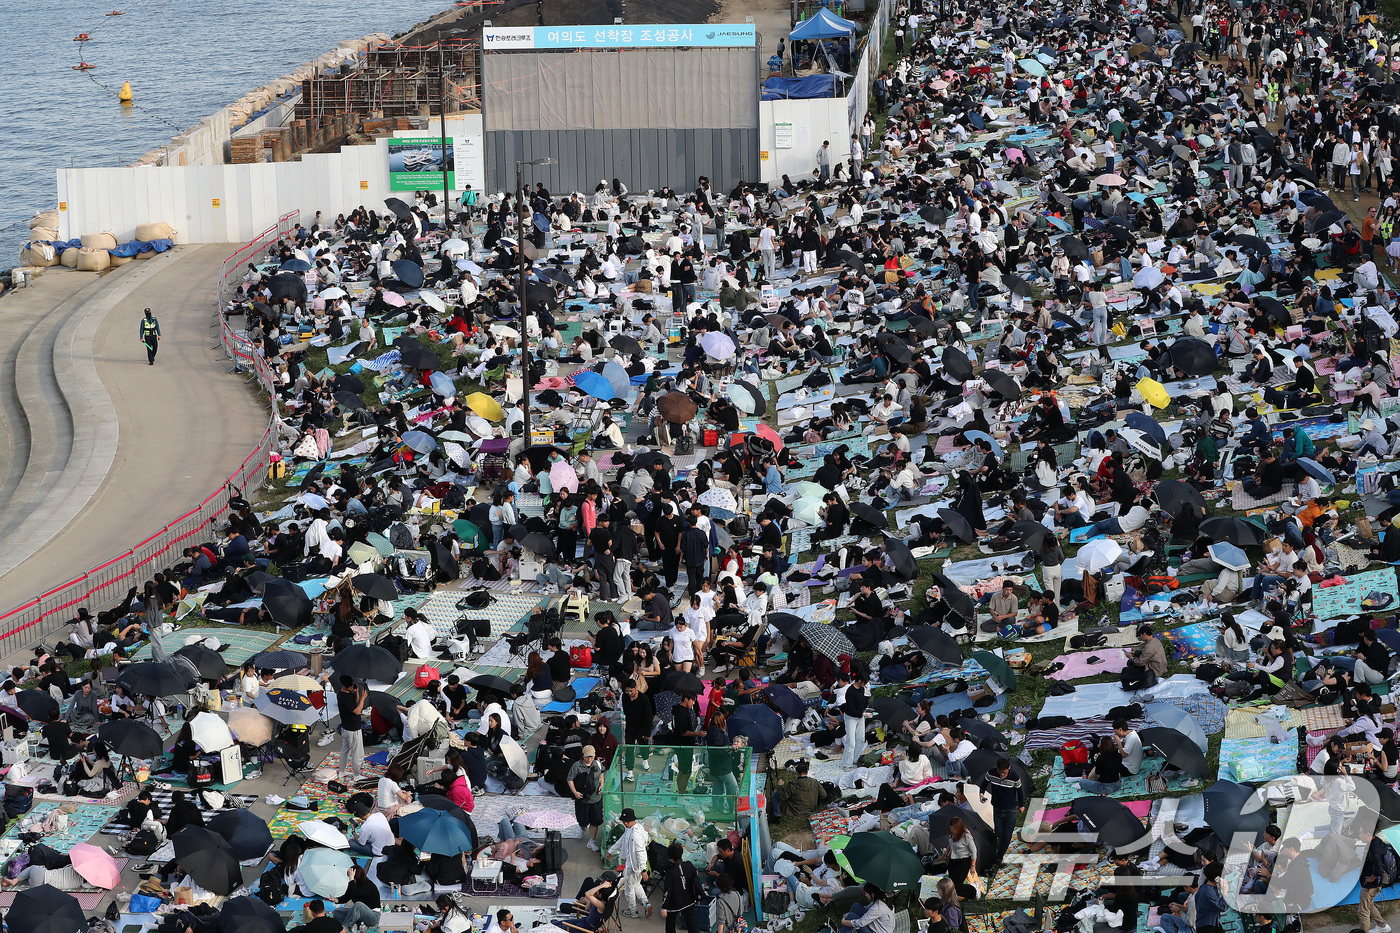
793 497 824 525
366 532 395 557
971 650 1017 690
1019 58 1048 77
830 832 923 892
453 519 484 550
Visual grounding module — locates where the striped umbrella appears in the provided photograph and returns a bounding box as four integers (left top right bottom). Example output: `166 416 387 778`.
799 622 855 662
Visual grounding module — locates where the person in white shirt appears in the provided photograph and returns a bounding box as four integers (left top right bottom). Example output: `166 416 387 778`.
946 728 977 776
347 803 394 856
665 618 698 671
1115 723 1144 774
405 609 436 659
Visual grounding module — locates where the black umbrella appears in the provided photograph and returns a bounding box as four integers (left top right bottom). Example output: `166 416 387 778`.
1011 520 1050 552
250 300 276 320
118 661 196 697
937 508 976 544
262 577 314 628
885 539 917 581
466 674 516 696
764 683 805 719
1088 19 1112 33
984 370 1021 400
834 249 867 275
632 450 673 472
1140 726 1209 778
334 391 368 412
431 539 460 580
1298 189 1334 210
664 670 705 695
1070 797 1152 851
876 332 914 367
609 335 643 357
1003 275 1032 298
1167 337 1217 376
1060 236 1088 261
173 644 229 681
909 626 963 665
1202 780 1270 844
8 885 86 933
1309 209 1347 233
942 345 974 381
352 573 398 602
267 273 308 304
958 717 1010 750
1366 777 1400 824
768 612 807 639
927 804 998 872
872 697 918 730
251 649 308 671
97 719 163 759
928 572 976 624
391 259 424 289
728 380 768 416
1154 479 1206 515
221 897 286 933
1255 295 1291 326
399 345 441 370
329 644 403 682
521 532 558 558
919 206 949 226
1231 233 1268 255
333 372 366 394
173 826 243 895
384 197 413 219
1200 515 1265 546
365 690 403 724
849 502 889 530
209 809 276 861
15 689 59 721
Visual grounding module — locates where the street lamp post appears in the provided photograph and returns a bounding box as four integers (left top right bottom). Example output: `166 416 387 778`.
515 157 555 445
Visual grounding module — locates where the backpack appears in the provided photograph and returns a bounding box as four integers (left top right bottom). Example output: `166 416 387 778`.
3 785 33 817
1380 842 1399 887
378 634 410 663
573 765 598 798
126 829 160 857
1060 740 1090 777
257 866 289 906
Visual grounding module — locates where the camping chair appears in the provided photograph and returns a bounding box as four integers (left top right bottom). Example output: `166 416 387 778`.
273 727 314 785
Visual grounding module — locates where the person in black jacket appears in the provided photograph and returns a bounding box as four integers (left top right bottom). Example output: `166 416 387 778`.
661 842 700 933
166 791 204 836
621 680 655 778
592 613 625 671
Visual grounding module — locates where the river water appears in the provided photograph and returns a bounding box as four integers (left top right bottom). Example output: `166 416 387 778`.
0 0 453 260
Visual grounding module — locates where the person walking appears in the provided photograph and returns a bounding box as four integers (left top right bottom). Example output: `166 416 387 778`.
335 674 367 783
617 807 652 918
139 308 161 365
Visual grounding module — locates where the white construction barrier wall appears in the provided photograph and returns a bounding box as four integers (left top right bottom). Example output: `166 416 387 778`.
56 115 485 244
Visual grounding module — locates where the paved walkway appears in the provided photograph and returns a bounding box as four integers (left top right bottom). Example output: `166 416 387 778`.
0 246 268 621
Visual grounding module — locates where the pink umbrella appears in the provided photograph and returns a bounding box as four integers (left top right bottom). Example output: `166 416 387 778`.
382 291 406 308
550 459 579 493
756 424 785 452
70 843 121 889
1004 147 1025 163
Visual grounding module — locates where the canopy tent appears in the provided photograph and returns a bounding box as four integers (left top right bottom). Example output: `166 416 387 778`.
790 7 857 39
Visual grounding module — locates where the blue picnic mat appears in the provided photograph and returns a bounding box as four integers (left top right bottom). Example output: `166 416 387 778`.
1043 756 1198 805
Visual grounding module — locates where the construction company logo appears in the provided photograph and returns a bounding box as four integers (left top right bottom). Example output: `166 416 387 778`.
482 27 535 49
1005 777 1377 913
704 27 757 42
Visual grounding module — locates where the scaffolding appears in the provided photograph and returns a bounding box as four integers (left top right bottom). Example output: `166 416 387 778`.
295 41 482 122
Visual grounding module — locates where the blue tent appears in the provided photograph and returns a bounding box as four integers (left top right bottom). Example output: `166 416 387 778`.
789 7 855 39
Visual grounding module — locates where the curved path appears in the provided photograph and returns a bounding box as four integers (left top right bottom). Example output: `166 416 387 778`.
0 246 268 618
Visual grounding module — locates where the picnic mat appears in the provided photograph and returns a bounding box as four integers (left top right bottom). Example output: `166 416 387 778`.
1163 622 1221 658
102 789 259 835
809 806 854 845
0 888 109 909
1222 707 1305 739
1048 651 1129 680
3 801 123 852
418 590 544 640
472 793 582 839
1217 732 1301 784
1312 566 1400 621
268 753 387 841
133 628 283 666
1043 757 1199 805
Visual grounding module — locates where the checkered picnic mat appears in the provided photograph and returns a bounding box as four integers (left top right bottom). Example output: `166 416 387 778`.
1222 707 1305 739
101 788 258 835
417 590 544 640
133 628 283 666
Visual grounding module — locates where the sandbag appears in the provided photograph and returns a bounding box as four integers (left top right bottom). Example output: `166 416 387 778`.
75 247 111 272
30 226 59 244
81 232 119 251
133 222 175 242
60 249 80 269
20 243 57 267
28 211 60 231
132 249 152 260
109 255 133 267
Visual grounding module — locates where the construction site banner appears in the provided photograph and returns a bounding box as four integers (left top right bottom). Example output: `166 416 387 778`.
482 24 757 50
387 138 458 192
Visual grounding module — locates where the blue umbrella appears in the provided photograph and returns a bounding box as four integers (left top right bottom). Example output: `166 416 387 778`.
573 370 615 401
279 258 312 272
601 360 631 399
400 430 439 454
399 807 475 856
299 848 352 898
764 683 805 719
1207 542 1249 572
1297 458 1335 484
1125 411 1167 446
726 704 783 752
430 371 457 397
1046 215 1072 231
964 430 1002 457
392 259 424 288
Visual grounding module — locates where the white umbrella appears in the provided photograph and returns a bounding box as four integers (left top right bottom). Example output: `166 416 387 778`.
444 441 470 468
319 287 346 299
189 711 234 752
300 493 329 511
697 488 738 515
227 709 275 746
1133 267 1165 289
1076 539 1123 574
419 291 447 313
793 497 823 525
498 734 529 779
1120 427 1163 460
465 415 494 437
491 324 521 340
456 259 484 274
701 332 736 360
299 819 349 849
441 238 470 255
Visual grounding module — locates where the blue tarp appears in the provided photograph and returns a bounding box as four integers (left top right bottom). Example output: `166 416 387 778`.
790 7 855 39
110 238 173 258
761 74 837 100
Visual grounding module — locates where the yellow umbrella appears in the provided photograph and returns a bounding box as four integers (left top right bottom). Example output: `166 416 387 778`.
1137 377 1170 409
465 392 504 422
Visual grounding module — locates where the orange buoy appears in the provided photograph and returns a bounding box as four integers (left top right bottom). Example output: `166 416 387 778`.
73 61 95 70
106 9 124 13
74 33 91 41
